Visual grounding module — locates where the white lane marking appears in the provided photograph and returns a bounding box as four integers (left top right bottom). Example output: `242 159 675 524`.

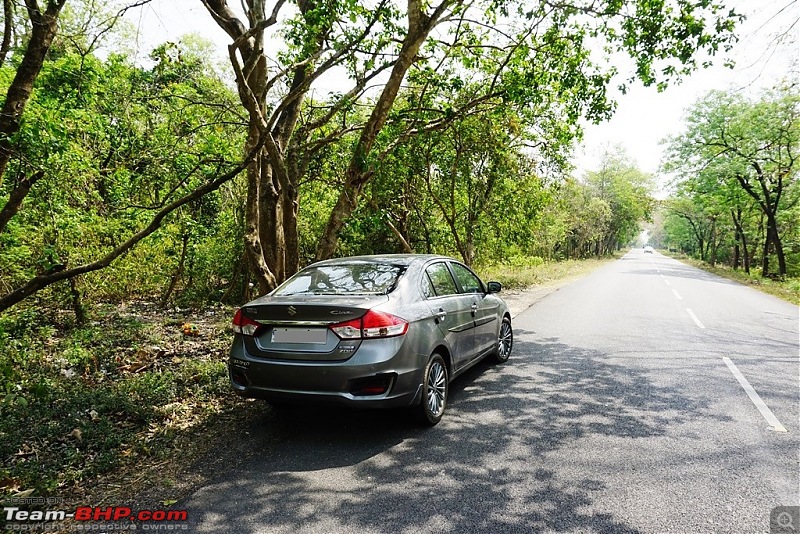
686 308 705 329
672 289 682 300
723 357 788 432
664 279 671 286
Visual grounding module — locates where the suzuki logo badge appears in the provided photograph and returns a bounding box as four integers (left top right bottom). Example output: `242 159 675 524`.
287 306 297 316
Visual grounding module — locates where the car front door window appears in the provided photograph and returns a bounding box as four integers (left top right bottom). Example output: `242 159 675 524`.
449 263 483 294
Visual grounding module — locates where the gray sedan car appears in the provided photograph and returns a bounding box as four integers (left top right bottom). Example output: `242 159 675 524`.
229 254 512 425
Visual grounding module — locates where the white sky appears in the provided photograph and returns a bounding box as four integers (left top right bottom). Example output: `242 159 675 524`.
575 0 799 182
126 0 799 185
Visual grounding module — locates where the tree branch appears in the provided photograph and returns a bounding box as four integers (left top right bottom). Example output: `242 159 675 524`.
0 146 262 312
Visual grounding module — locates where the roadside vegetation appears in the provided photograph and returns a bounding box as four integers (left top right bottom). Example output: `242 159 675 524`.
653 85 800 283
659 251 800 306
0 301 236 503
482 256 619 290
647 83 800 306
0 0 759 509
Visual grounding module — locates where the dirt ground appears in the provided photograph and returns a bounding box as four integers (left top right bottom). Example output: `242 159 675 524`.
502 276 579 318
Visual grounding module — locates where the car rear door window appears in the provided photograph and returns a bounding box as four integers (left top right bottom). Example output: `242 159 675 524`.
421 273 436 298
425 262 458 296
274 262 404 295
449 262 484 293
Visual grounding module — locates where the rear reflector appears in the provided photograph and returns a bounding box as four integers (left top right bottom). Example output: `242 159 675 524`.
350 374 394 396
330 310 408 339
230 370 249 386
232 309 260 336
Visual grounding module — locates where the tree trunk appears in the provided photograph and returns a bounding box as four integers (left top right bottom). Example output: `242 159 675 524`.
69 276 87 326
316 2 444 260
0 0 66 189
761 235 770 277
0 1 65 236
0 0 12 67
221 251 246 303
243 149 278 295
766 211 786 276
730 208 750 275
741 233 750 275
160 232 189 307
709 217 717 267
283 185 300 276
0 171 44 234
258 163 285 285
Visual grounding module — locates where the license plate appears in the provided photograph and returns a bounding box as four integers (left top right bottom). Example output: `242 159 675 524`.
271 327 328 344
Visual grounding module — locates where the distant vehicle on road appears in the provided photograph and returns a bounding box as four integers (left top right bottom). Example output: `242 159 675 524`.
228 254 513 425
644 246 654 254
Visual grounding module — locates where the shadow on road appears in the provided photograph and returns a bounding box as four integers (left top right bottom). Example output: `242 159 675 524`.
183 336 713 533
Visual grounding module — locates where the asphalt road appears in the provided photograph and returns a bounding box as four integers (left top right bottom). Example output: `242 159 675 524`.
182 250 799 533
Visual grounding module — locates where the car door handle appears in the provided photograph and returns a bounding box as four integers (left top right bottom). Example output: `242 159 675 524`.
435 309 447 323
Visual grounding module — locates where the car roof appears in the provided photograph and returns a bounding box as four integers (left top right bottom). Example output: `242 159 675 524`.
311 254 453 268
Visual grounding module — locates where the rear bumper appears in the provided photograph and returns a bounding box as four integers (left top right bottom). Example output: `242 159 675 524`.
228 336 426 409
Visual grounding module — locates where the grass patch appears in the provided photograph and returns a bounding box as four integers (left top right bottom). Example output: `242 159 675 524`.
663 252 800 305
0 302 237 503
478 255 619 289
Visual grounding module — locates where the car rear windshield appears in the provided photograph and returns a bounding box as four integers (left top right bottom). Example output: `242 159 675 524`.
274 262 405 296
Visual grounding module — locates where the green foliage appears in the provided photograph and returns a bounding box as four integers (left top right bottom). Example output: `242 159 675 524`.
0 39 245 307
584 148 656 253
661 84 800 276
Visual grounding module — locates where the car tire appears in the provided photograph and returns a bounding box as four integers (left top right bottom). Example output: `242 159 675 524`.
416 353 448 426
492 316 513 364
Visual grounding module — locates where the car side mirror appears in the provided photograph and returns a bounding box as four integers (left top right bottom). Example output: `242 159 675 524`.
487 281 502 293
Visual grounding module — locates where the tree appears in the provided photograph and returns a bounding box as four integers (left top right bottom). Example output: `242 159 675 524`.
201 0 743 291
200 0 405 292
663 195 716 261
663 85 800 276
585 148 655 254
0 0 68 232
0 34 249 313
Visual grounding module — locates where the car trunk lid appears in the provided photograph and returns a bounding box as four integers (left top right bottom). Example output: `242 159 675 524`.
238 295 388 361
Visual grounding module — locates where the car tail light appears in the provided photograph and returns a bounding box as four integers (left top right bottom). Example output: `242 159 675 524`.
329 317 362 339
362 310 408 338
330 310 408 339
232 309 260 336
